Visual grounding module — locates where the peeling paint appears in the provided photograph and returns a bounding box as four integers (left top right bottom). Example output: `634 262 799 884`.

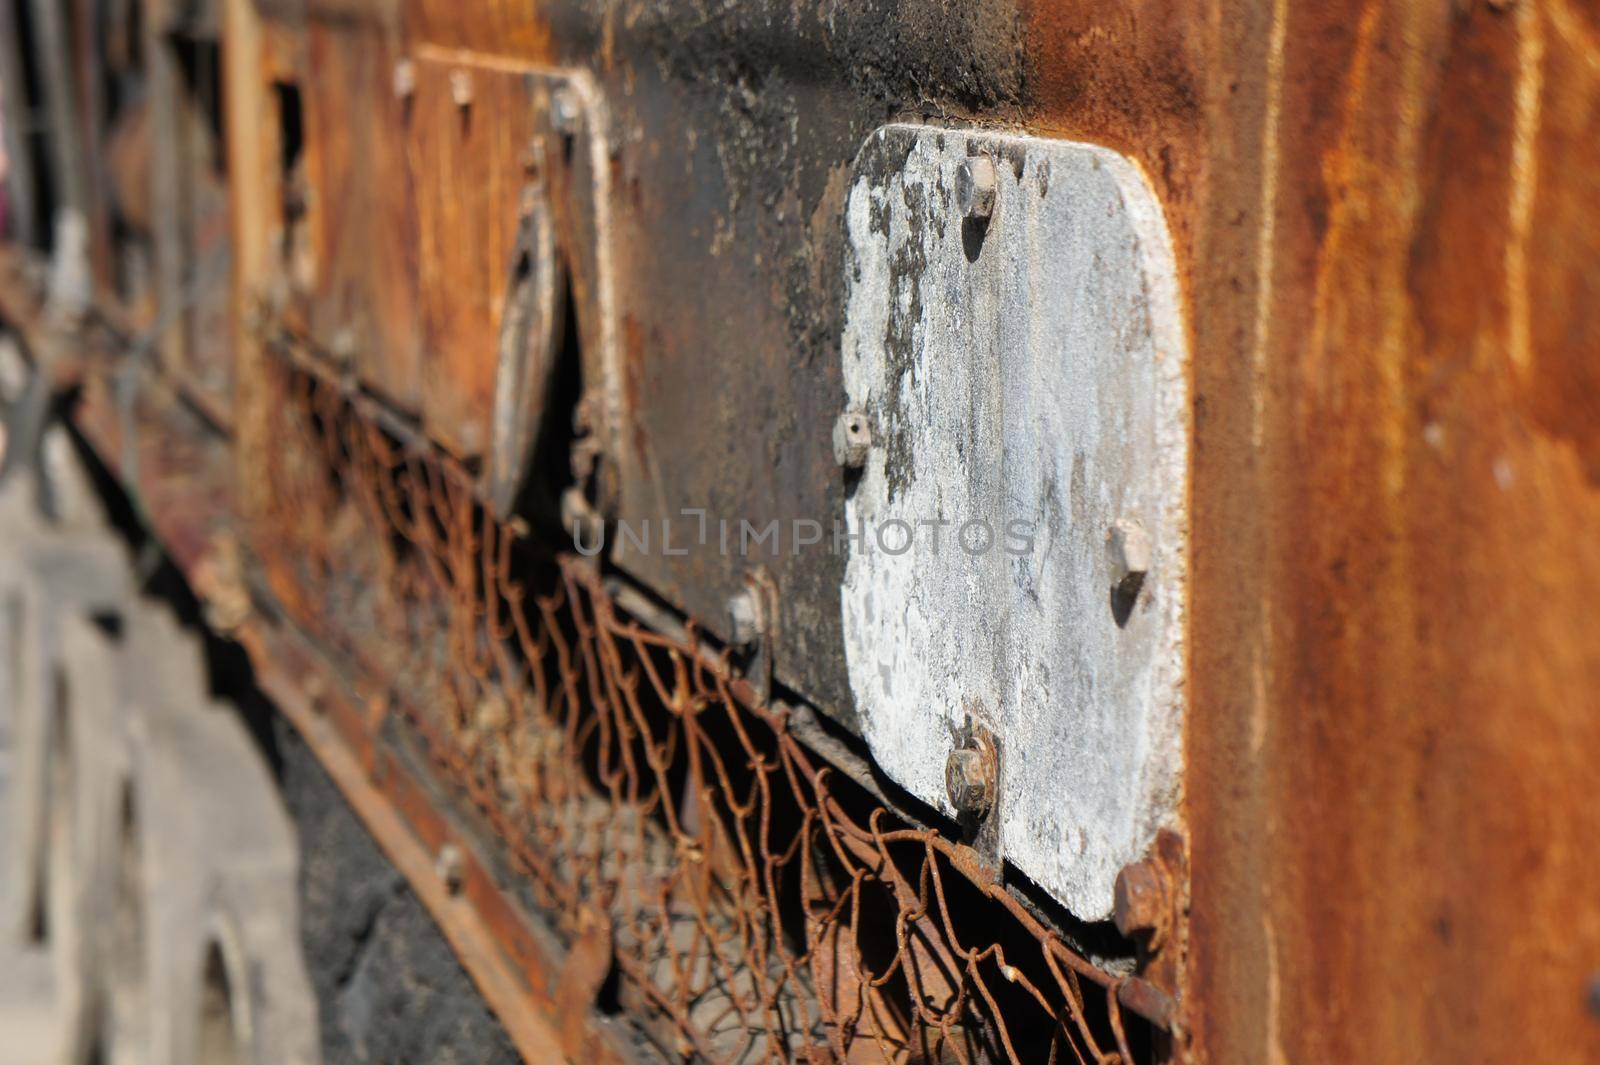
838 124 1189 920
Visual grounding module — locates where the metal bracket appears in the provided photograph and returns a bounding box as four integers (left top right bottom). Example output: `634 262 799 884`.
487 182 564 518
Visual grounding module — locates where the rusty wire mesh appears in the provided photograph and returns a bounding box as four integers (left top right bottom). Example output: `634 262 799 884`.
249 352 1169 1065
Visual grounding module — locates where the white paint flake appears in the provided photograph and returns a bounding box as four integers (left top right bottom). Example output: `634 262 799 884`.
839 125 1189 920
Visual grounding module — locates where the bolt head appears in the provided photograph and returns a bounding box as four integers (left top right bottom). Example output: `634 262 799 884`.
832 410 872 469
330 327 359 364
436 843 465 895
944 733 996 819
392 59 416 99
561 487 602 551
1112 858 1169 939
1108 518 1153 584
726 589 763 648
552 88 581 134
449 69 473 108
956 155 997 221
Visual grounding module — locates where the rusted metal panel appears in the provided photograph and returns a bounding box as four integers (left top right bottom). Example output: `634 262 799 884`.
268 27 617 497
407 56 541 458
300 19 425 411
226 0 1600 1059
406 0 553 58
7 0 1599 1063
403 53 611 471
238 347 1173 1059
493 2 1056 735
1173 3 1600 1063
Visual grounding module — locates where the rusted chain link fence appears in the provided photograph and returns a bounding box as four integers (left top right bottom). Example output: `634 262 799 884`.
250 353 1169 1065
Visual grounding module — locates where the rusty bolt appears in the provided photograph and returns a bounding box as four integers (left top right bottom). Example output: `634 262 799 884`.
1113 857 1172 943
726 589 763 646
1588 972 1600 1020
832 410 872 469
1108 517 1152 585
956 155 997 222
726 587 763 648
436 843 465 895
944 731 997 820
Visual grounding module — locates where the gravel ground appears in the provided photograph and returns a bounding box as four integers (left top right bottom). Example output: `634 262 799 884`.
0 640 523 1065
272 715 522 1065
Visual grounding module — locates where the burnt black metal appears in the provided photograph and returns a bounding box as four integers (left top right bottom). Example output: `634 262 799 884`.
525 1 1032 732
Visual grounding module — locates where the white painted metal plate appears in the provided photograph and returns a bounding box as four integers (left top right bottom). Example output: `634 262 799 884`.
838 124 1188 921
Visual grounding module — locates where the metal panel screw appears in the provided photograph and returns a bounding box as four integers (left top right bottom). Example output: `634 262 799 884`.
1113 856 1172 944
392 59 416 100
436 843 465 895
329 327 358 365
944 729 997 820
1108 517 1152 585
552 87 580 134
956 155 997 221
726 588 763 648
449 69 473 108
832 410 872 469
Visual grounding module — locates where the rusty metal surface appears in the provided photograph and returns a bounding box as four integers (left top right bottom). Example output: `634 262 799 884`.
5 0 1599 1062
242 349 1174 1061
547 4 1045 725
462 5 1600 1061
406 54 539 456
297 18 423 408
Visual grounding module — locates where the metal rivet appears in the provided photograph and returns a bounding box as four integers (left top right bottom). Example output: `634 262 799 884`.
436 843 465 895
944 728 997 820
329 327 358 365
726 588 763 648
449 70 473 108
956 155 997 221
552 87 580 135
1108 518 1152 585
832 409 872 469
392 59 416 100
